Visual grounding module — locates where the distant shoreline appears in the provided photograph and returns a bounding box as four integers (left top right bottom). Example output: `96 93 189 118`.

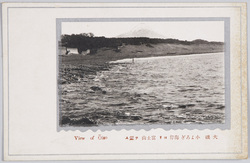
109 51 224 63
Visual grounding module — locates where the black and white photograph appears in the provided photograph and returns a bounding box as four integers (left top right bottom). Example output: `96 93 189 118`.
58 21 226 127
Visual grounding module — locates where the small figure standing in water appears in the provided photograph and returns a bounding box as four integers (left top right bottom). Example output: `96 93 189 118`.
132 58 134 63
65 47 70 55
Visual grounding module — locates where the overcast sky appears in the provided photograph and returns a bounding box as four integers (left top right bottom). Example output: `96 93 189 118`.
62 21 224 42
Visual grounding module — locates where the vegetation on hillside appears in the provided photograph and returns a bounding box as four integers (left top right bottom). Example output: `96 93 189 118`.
60 33 224 54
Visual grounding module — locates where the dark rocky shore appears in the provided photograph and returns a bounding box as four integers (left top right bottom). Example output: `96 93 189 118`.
59 64 110 85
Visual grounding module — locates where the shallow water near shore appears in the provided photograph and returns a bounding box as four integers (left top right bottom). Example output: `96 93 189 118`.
59 52 225 126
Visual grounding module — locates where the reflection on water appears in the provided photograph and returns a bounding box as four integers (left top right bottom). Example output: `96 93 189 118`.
59 53 225 126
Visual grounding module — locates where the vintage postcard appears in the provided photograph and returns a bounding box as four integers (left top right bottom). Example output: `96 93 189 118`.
2 2 248 160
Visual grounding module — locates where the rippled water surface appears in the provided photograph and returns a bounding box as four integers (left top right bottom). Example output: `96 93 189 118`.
60 53 225 126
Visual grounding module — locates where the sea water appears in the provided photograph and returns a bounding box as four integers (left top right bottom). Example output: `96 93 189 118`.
60 52 225 126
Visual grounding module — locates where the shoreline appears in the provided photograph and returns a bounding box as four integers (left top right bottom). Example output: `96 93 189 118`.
59 51 224 85
60 50 224 66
